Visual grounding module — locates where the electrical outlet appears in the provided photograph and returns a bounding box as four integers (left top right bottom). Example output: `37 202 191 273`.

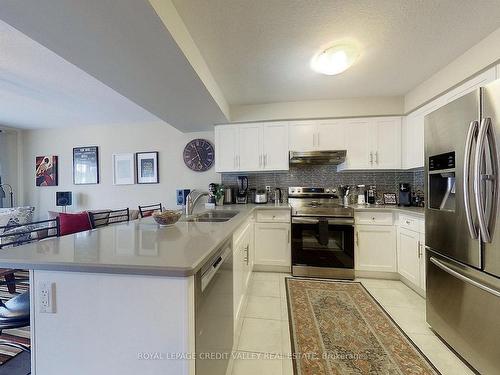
39 282 56 314
265 186 271 192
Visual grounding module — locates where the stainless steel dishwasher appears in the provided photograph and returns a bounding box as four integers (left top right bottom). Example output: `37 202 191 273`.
195 239 233 375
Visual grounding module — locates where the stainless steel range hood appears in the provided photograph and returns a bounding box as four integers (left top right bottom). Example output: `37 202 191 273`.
289 150 347 165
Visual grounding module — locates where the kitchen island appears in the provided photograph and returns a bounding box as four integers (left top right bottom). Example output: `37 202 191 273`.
0 204 290 375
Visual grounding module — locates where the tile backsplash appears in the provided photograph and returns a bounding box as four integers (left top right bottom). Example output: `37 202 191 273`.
221 166 424 204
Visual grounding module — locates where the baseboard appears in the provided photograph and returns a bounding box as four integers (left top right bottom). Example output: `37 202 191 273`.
253 264 291 273
355 270 400 280
399 275 426 298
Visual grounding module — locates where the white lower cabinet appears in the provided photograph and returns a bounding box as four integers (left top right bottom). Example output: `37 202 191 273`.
355 225 397 272
233 220 253 325
397 228 421 285
397 214 426 293
254 223 291 267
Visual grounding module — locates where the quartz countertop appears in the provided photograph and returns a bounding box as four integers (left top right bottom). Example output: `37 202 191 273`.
349 204 425 217
0 204 291 277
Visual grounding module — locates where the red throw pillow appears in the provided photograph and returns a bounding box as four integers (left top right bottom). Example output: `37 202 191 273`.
59 212 91 236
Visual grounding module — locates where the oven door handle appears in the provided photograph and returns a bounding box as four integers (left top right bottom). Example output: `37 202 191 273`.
292 217 354 225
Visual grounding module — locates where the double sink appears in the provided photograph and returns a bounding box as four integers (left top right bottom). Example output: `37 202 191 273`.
182 210 239 223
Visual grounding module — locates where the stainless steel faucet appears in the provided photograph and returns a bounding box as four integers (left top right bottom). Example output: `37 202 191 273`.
185 190 209 216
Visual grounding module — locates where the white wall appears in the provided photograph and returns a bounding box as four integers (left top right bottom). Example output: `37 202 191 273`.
21 122 219 216
230 96 404 122
405 27 500 113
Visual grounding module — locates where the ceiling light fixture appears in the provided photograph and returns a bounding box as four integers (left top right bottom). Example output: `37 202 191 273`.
311 43 359 75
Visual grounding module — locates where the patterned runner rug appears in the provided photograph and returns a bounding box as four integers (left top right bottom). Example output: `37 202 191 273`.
0 271 30 366
286 278 439 375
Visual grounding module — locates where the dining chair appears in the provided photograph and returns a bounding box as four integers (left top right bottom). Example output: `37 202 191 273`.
108 208 130 224
88 211 110 229
0 218 59 293
138 203 162 218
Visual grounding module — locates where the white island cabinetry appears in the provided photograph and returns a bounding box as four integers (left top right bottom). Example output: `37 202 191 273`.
233 217 254 325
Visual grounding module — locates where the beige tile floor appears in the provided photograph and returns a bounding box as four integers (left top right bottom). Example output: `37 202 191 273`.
231 272 475 375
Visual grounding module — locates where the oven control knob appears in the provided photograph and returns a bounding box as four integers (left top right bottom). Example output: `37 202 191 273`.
326 189 330 193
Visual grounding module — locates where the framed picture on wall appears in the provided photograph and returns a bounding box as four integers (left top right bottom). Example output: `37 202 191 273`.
112 153 135 185
36 155 58 186
136 152 159 184
73 146 99 185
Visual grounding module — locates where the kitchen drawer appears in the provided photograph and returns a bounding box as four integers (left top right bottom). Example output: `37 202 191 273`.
399 214 423 233
256 209 290 223
355 211 394 226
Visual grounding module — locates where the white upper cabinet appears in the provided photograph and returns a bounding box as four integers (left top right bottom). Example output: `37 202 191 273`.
262 122 289 170
402 113 423 169
215 125 238 172
288 120 316 151
215 122 289 173
374 117 401 169
341 118 373 170
339 117 401 170
238 124 262 171
288 120 346 152
316 120 346 150
402 67 497 170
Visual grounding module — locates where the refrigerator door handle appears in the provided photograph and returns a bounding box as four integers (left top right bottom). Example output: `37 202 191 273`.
430 257 500 298
474 118 498 243
464 120 479 239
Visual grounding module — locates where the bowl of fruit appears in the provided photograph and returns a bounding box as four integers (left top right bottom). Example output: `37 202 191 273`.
152 209 183 226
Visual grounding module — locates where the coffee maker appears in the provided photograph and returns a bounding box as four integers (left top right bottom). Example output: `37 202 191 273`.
399 183 412 206
236 176 248 204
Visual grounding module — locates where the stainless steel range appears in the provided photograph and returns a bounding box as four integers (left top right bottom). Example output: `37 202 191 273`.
289 187 355 279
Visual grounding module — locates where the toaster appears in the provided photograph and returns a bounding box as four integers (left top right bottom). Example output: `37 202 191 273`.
254 189 268 204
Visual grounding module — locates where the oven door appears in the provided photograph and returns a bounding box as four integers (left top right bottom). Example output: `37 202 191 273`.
291 216 354 279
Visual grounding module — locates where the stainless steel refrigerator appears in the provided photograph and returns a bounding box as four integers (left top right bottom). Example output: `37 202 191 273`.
425 79 500 374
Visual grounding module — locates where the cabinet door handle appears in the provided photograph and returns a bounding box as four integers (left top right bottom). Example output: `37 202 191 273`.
317 132 320 147
264 154 268 168
259 154 262 167
370 152 373 164
288 229 290 244
417 240 421 258
356 231 359 246
375 151 379 164
244 245 249 264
